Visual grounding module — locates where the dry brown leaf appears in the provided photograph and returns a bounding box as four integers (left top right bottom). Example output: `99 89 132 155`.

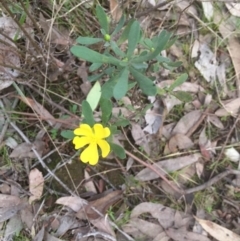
10 140 45 159
29 168 44 204
213 6 240 96
195 217 240 241
91 217 116 238
55 215 79 236
131 202 193 230
199 127 213 160
168 133 194 152
172 110 202 136
196 162 204 179
39 13 71 48
194 42 217 83
44 233 64 241
109 0 122 22
56 196 88 212
166 227 211 241
207 115 224 129
225 3 240 17
215 98 240 117
176 0 198 16
4 214 23 240
157 80 204 93
131 123 150 155
34 226 45 241
19 96 56 126
135 154 200 181
20 204 34 230
123 217 164 240
84 169 97 194
78 190 122 220
163 94 182 113
143 97 163 134
0 194 26 222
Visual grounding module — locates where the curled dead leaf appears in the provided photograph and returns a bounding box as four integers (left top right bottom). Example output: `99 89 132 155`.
168 133 194 152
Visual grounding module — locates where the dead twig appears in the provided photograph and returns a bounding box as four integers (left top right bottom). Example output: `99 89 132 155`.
185 169 240 194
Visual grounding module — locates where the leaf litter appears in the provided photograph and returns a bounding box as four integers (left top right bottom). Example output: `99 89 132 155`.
2 1 240 240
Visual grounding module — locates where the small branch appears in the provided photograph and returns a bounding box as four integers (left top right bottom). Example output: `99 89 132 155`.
185 169 240 194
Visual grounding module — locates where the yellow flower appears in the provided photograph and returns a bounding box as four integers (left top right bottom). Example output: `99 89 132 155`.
73 123 111 165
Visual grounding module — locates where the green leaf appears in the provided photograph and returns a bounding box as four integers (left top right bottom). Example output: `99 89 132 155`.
60 130 74 139
76 37 103 45
133 30 171 63
113 68 129 100
130 67 157 96
100 98 112 125
101 78 116 99
88 72 105 82
82 100 95 126
112 14 125 36
109 125 119 135
127 20 140 57
109 142 126 159
118 19 135 44
115 118 130 127
131 62 148 69
89 63 103 72
110 41 125 58
96 5 109 33
168 73 188 92
86 81 101 111
171 91 192 102
70 46 120 65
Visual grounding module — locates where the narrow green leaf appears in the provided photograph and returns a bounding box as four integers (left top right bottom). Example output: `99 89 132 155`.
82 100 95 126
112 14 125 36
118 19 135 44
101 78 116 99
168 73 188 92
133 30 171 63
171 91 192 102
115 118 130 127
60 130 74 139
70 46 120 65
100 98 112 125
96 5 109 33
86 81 101 111
109 142 126 159
113 68 129 100
110 41 125 58
76 37 103 45
89 63 103 72
131 62 148 69
88 72 104 82
127 21 140 57
130 67 157 96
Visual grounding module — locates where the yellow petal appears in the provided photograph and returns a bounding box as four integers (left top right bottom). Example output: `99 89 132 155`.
73 136 91 149
93 124 111 139
74 124 93 137
80 142 99 165
97 139 110 158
